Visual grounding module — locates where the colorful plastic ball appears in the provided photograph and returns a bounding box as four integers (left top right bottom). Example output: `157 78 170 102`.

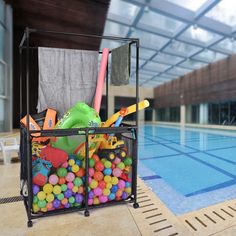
46 193 54 203
61 198 68 205
67 166 72 172
124 166 131 173
92 154 100 162
94 171 104 181
53 185 61 195
65 172 75 182
104 160 112 168
68 159 75 166
124 157 132 166
69 154 76 160
46 202 53 210
76 168 85 177
75 194 83 203
73 177 83 187
69 196 75 204
61 161 68 168
125 182 131 188
104 175 111 183
116 189 123 197
114 157 121 165
77 186 84 194
82 160 86 169
58 177 66 185
125 187 131 194
61 184 67 192
33 203 40 213
88 176 92 184
117 162 125 170
111 177 119 185
90 180 98 189
93 197 100 205
108 193 116 201
57 193 64 201
64 189 72 198
111 163 115 169
53 199 61 208
37 191 46 201
93 187 103 196
72 164 79 173
118 180 126 189
33 185 40 195
43 183 53 194
57 167 67 177
75 159 82 166
95 161 104 172
103 188 110 196
89 168 95 177
88 198 93 205
98 180 106 189
49 174 59 185
103 168 112 176
89 158 95 167
72 186 79 193
112 168 122 177
122 192 128 200
64 203 70 208
99 195 108 203
111 185 118 193
41 207 48 212
33 196 38 204
89 191 94 199
38 199 47 208
106 183 112 189
67 182 74 190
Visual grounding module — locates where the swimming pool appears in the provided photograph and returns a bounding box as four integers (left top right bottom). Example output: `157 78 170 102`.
138 124 236 215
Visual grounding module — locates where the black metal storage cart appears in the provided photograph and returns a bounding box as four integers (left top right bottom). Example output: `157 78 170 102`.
19 27 140 227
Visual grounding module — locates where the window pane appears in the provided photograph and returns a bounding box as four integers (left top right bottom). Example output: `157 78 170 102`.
103 21 129 37
0 24 4 60
165 0 207 11
143 61 170 72
220 102 229 125
0 62 4 94
179 59 207 69
214 38 236 54
153 53 183 65
193 49 227 63
230 101 236 125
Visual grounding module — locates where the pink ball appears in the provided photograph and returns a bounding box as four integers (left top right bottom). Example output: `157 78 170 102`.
88 176 92 184
114 157 121 165
99 195 108 203
118 179 126 189
112 168 122 177
61 161 68 168
67 182 74 189
89 168 94 177
93 187 103 196
65 172 75 182
88 198 93 205
49 174 59 185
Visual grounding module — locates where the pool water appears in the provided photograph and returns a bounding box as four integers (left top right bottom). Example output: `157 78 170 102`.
138 125 236 215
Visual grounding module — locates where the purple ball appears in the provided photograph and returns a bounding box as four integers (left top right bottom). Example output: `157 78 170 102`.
65 203 70 208
53 199 61 208
75 194 84 203
33 185 40 195
89 191 94 199
64 189 72 198
122 192 128 200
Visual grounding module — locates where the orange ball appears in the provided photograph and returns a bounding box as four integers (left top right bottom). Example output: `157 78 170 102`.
77 186 84 194
92 154 100 162
61 198 68 205
76 168 85 177
58 177 66 185
93 171 104 181
116 189 123 197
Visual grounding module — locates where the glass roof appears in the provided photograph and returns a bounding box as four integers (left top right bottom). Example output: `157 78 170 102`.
101 0 235 87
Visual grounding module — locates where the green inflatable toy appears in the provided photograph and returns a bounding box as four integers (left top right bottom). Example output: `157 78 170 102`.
50 102 101 154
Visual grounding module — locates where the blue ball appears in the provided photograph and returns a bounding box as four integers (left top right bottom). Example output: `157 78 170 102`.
67 166 72 172
111 185 118 193
103 168 112 176
76 159 82 167
108 193 116 201
82 176 85 182
125 182 131 188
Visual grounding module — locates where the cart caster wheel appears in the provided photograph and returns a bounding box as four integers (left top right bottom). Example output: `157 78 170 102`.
27 220 33 228
133 203 139 209
84 210 90 217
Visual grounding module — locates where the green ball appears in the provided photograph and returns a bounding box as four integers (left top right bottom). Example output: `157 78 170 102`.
73 177 83 187
57 193 64 200
101 158 106 164
117 162 125 170
61 184 67 192
74 203 81 207
77 154 84 161
89 158 95 168
104 161 112 168
124 157 132 166
33 196 38 204
57 168 67 177
69 196 75 204
37 200 46 208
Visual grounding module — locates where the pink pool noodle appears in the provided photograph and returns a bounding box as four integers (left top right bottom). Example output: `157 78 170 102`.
94 48 109 113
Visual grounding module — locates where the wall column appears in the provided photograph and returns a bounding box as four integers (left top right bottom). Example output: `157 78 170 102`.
180 105 186 126
108 95 114 118
200 103 208 124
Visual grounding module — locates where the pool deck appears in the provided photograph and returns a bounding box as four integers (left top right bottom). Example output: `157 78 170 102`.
1 162 236 235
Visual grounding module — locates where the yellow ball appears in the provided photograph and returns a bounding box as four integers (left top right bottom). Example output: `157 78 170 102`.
33 203 40 213
111 177 118 185
41 207 48 212
68 159 75 166
53 185 61 195
125 187 131 194
93 197 100 205
103 188 110 196
104 175 111 183
43 183 53 194
72 164 79 173
90 180 98 189
72 186 79 193
46 193 54 203
106 182 112 189
37 191 46 201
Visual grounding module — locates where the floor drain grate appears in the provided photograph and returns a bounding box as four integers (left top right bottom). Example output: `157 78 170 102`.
0 196 23 204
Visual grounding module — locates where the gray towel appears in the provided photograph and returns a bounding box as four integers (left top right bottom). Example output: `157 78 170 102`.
37 47 98 117
111 43 130 86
